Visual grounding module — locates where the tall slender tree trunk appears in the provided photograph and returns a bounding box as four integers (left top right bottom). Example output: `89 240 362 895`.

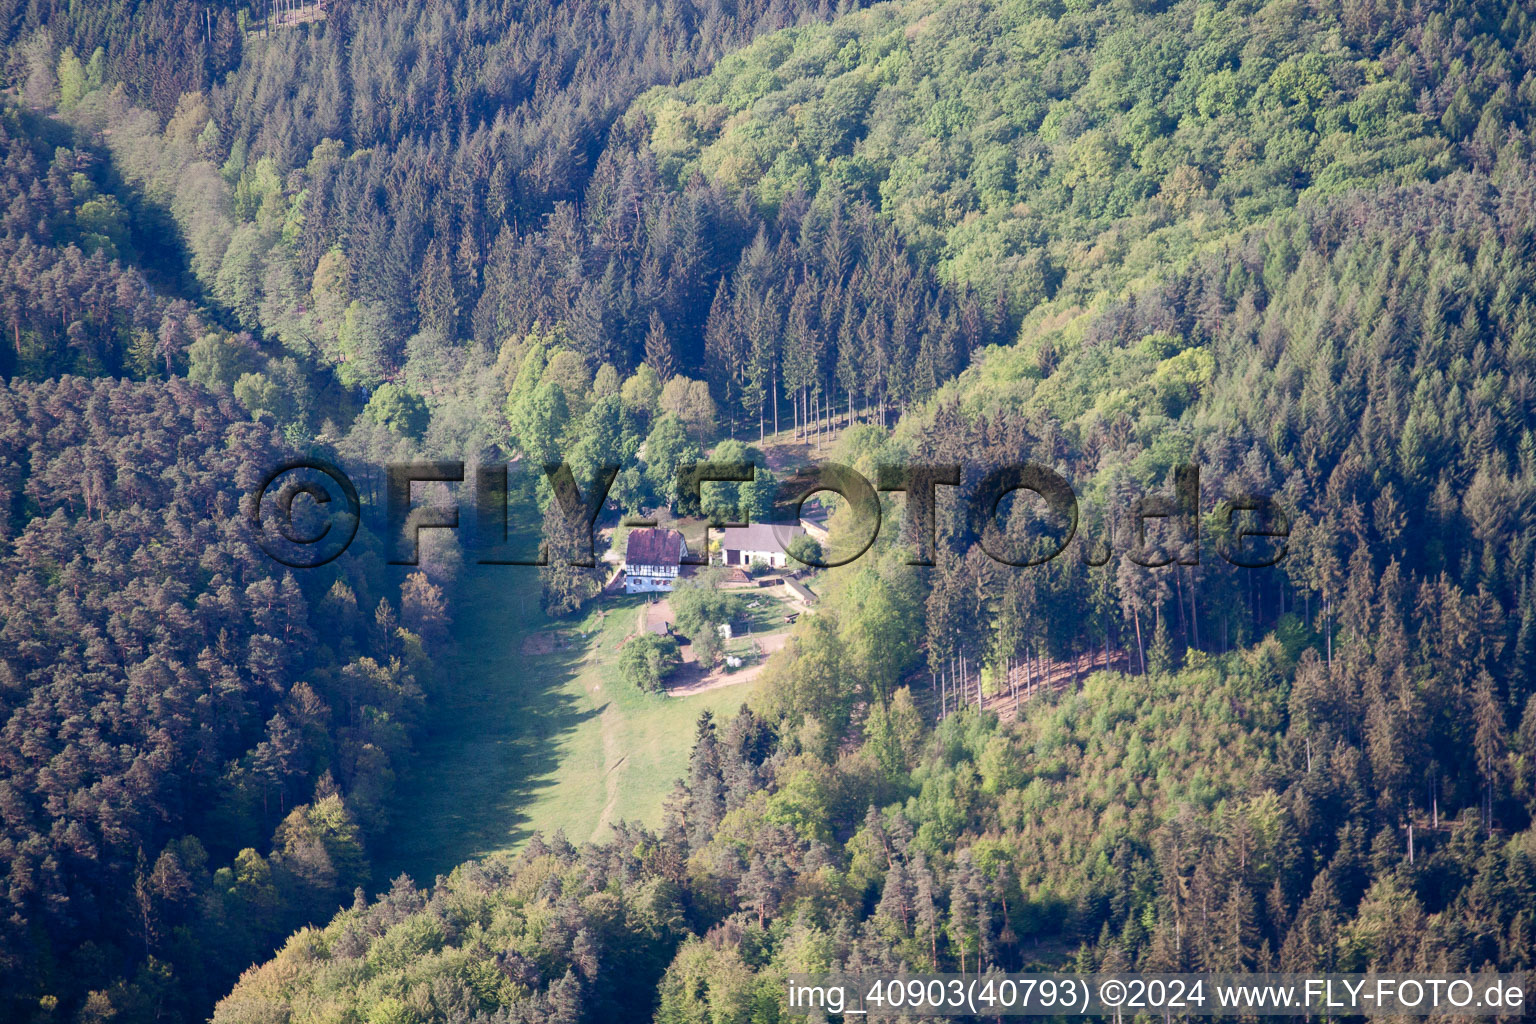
1103 608 1111 666
1325 596 1333 669
1188 566 1200 650
1174 568 1188 645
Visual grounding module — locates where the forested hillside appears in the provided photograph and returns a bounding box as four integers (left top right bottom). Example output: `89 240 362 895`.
0 0 949 1017
1 0 1535 1021
2 0 1003 465
639 0 1524 308
213 0 1536 1020
0 103 207 379
0 375 457 1020
0 70 470 1019
3 0 244 117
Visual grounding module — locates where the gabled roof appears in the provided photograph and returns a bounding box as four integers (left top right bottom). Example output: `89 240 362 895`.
718 522 804 552
784 579 818 605
624 527 684 566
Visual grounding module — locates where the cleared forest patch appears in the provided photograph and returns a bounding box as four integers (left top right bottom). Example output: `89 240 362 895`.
375 575 760 886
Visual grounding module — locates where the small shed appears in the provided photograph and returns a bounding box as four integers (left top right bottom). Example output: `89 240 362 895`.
784 579 818 607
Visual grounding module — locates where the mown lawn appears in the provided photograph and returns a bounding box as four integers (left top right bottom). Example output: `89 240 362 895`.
374 569 760 887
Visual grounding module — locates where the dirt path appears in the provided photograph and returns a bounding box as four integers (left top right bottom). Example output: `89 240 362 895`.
636 594 792 696
643 598 675 637
663 632 789 696
595 702 624 832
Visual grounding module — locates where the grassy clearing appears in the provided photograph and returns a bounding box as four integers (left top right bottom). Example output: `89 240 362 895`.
374 570 760 886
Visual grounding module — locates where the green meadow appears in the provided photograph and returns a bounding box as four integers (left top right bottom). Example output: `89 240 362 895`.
374 571 760 885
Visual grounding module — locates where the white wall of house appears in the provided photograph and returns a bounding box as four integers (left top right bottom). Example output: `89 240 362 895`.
625 572 677 593
724 548 789 568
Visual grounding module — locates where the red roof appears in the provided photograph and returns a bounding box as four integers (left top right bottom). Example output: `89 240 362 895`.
624 527 684 566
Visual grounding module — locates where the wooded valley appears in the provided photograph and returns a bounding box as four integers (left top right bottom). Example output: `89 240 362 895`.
0 0 1534 1021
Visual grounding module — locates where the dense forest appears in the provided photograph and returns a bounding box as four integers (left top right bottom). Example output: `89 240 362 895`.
0 375 456 1019
0 0 1534 1021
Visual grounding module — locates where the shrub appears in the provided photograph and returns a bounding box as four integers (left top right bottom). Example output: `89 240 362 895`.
620 633 681 692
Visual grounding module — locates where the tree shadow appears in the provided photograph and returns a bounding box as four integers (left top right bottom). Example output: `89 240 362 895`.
372 567 599 887
15 105 202 300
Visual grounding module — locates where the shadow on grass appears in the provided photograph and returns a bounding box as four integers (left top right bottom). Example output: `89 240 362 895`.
372 567 598 887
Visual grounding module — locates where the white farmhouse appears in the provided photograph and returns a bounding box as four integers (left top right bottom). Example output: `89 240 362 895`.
715 523 806 570
623 527 688 593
